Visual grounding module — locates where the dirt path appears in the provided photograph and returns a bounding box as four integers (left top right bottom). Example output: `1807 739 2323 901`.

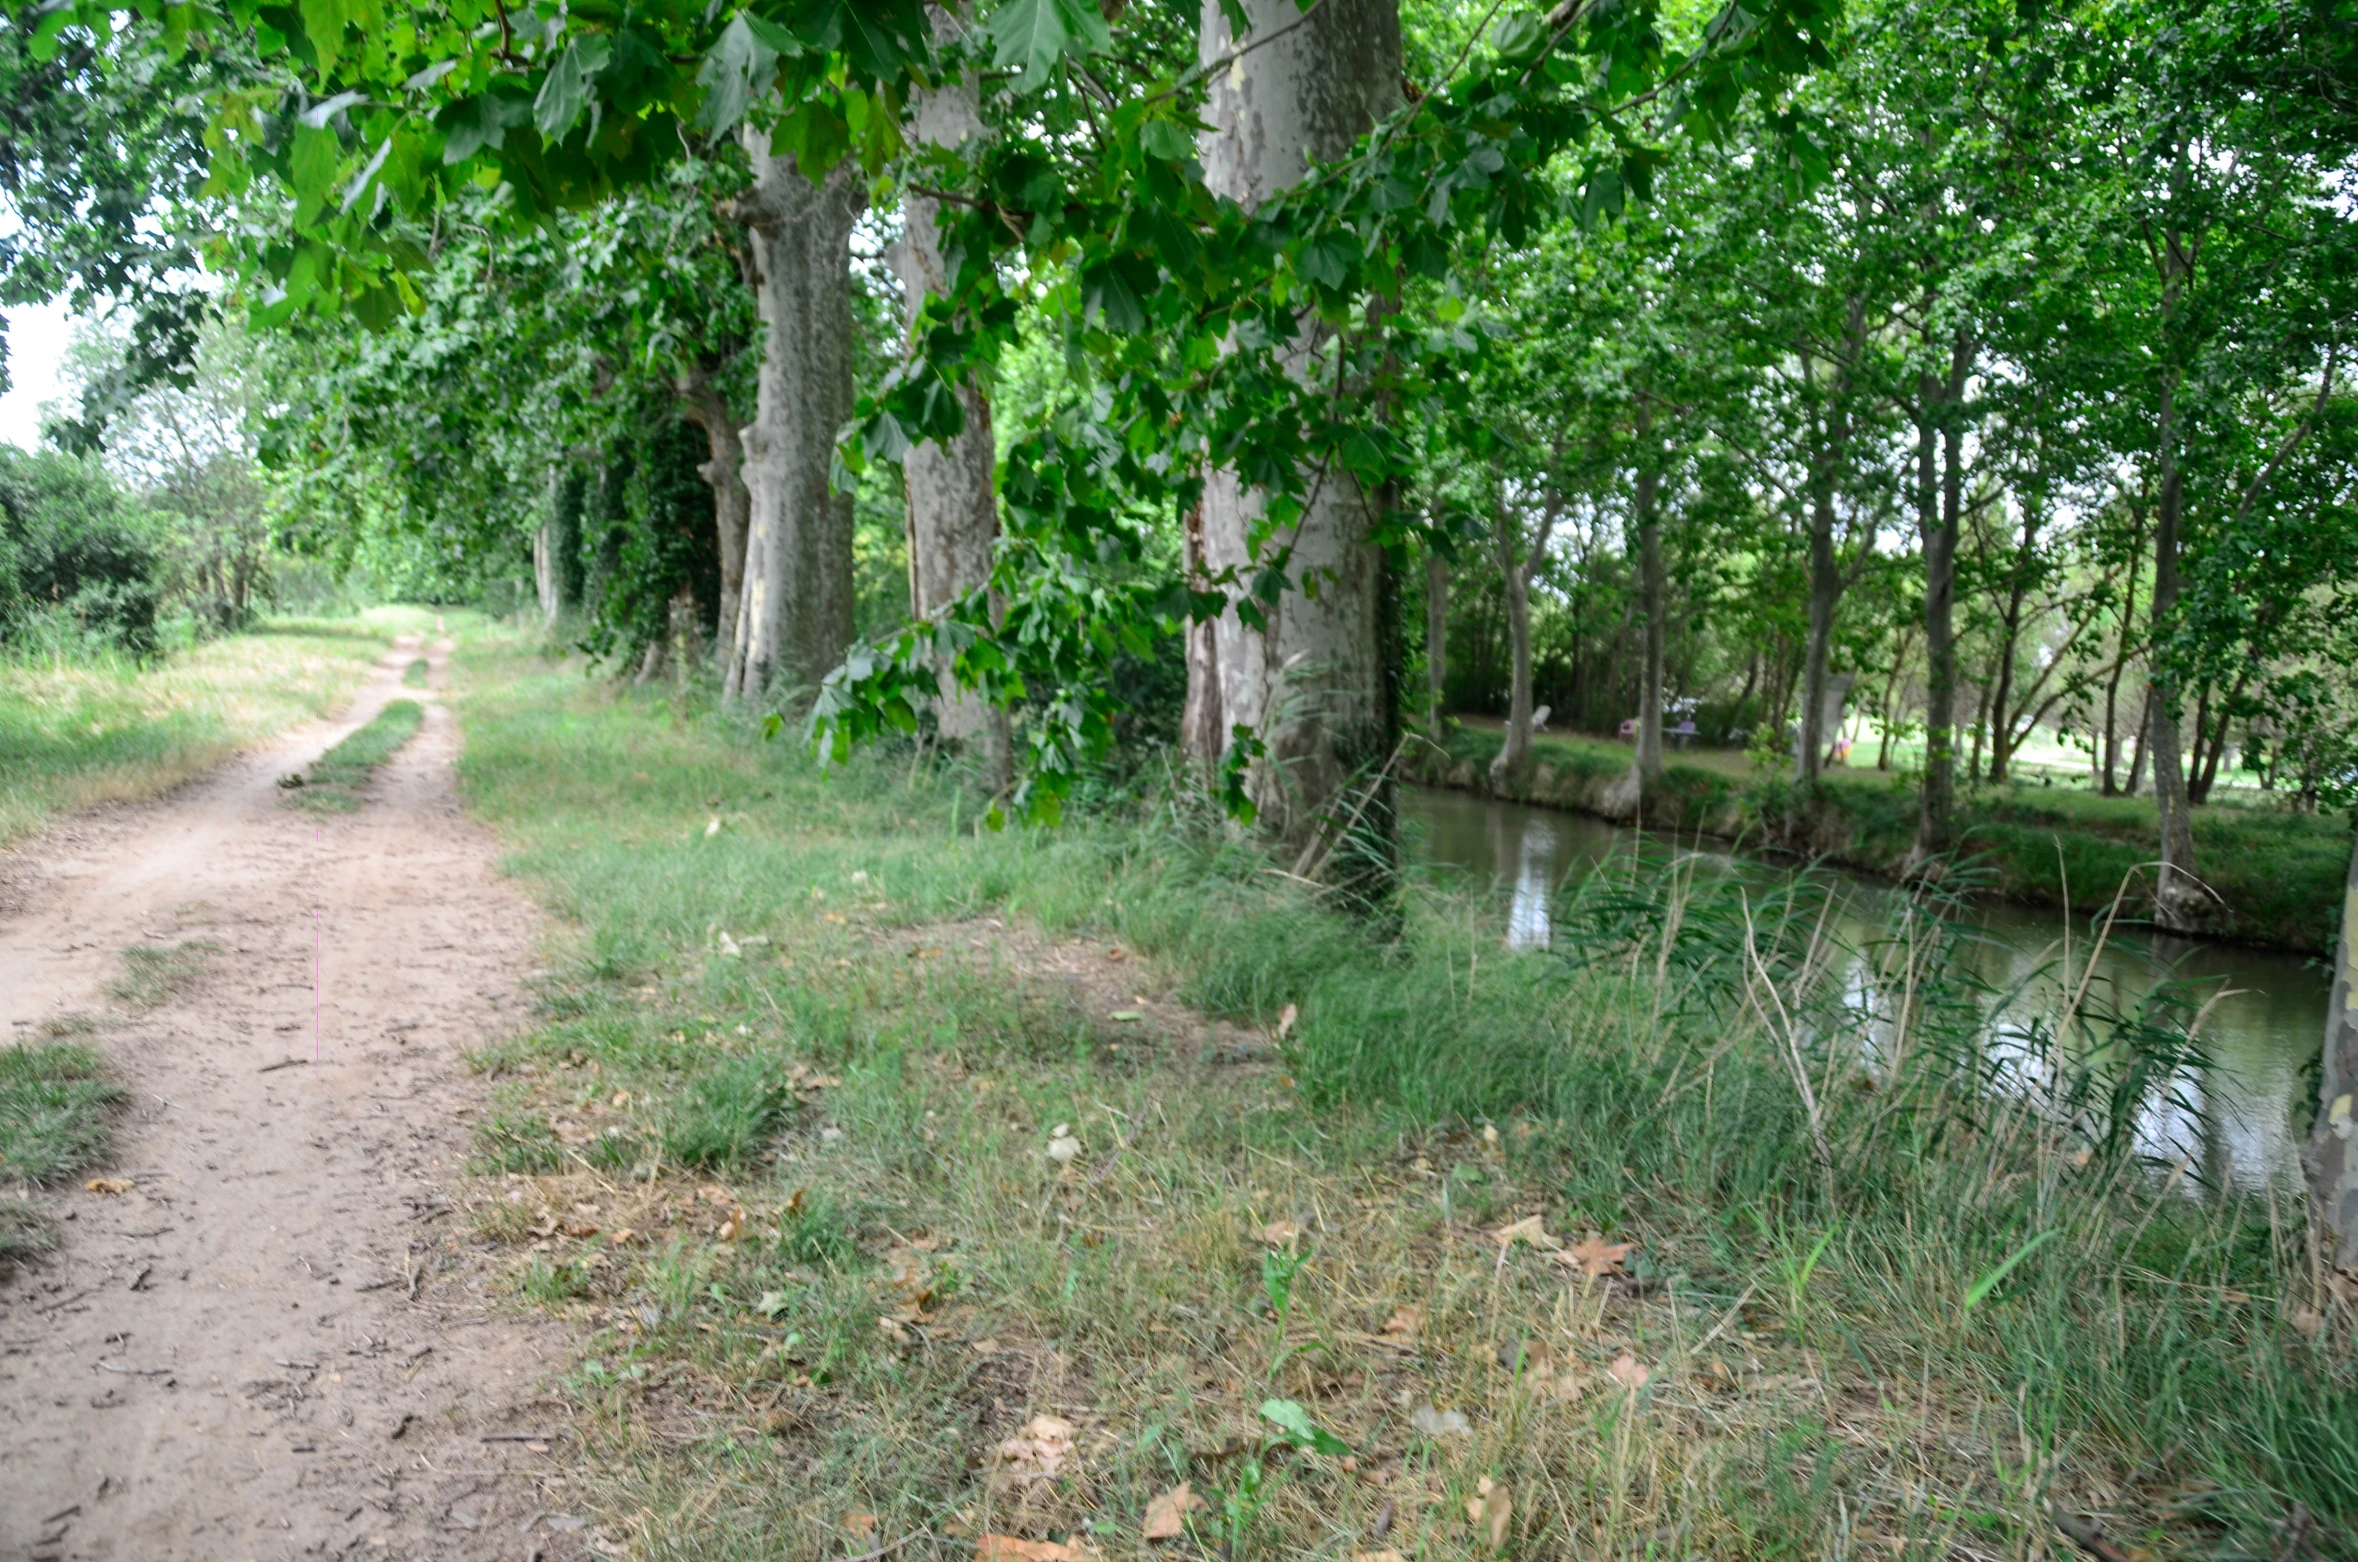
0 636 589 1562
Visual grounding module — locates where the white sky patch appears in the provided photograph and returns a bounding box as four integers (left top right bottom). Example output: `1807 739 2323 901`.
0 298 77 451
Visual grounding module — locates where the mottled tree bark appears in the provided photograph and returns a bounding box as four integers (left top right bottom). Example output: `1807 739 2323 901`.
898 40 1012 793
1188 0 1402 852
676 364 749 669
2304 832 2358 1275
723 141 863 704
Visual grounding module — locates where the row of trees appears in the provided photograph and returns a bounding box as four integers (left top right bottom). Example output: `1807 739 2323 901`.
7 0 2358 1244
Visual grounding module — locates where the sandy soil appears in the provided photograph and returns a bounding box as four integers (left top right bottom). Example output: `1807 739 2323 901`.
0 636 593 1562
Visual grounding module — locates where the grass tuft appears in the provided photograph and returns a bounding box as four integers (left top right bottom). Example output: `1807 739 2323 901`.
403 657 430 688
662 1057 790 1169
0 1041 124 1184
106 941 215 1009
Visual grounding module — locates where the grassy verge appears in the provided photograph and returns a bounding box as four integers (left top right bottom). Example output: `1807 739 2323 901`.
0 606 436 847
1416 724 2352 952
446 622 2350 1562
283 697 426 811
0 1030 126 1267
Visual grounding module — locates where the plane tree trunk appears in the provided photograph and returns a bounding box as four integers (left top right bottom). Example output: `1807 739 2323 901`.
2305 829 2358 1279
722 143 863 704
1187 0 1404 864
676 363 750 669
898 43 1013 794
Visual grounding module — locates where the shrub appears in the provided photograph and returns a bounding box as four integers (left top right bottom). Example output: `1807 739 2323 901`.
0 447 163 656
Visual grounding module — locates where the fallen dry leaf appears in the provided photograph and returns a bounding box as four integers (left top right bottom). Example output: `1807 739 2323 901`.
842 1510 879 1540
1491 1214 1560 1251
1348 1553 1407 1562
1276 1002 1298 1039
84 1178 132 1195
1380 1305 1423 1338
1410 1405 1472 1437
1260 1219 1304 1247
993 1414 1076 1483
715 1209 747 1241
1607 1350 1653 1390
976 1536 1097 1561
1466 1475 1512 1549
1142 1481 1207 1540
1555 1236 1635 1278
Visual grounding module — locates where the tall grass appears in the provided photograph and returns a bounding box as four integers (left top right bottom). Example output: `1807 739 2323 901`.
0 607 432 844
447 624 2350 1561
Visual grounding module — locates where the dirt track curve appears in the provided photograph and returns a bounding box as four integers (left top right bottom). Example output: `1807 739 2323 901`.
1 635 587 1562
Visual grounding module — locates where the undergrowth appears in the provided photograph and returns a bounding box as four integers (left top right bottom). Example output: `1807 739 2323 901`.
444 623 2351 1562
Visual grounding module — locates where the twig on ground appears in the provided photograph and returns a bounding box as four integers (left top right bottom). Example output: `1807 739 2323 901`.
2052 1506 2133 1562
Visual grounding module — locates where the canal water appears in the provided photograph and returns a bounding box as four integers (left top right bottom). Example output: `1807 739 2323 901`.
1401 784 2331 1191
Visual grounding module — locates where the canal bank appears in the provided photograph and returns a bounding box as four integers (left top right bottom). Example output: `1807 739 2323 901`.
1402 782 2332 1191
1409 723 2353 955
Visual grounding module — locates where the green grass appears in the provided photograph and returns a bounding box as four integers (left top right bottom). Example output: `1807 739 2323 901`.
1420 723 2352 951
403 657 430 688
0 608 431 847
284 697 426 811
105 940 216 1009
441 621 2351 1562
0 1040 124 1186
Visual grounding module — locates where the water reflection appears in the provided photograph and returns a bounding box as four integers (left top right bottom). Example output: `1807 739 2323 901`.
1402 783 2328 1190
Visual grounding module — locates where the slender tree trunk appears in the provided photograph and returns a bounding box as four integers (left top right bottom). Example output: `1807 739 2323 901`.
1488 479 1544 791
1188 0 1403 854
2098 506 2143 796
677 364 750 668
2304 829 2358 1273
533 517 561 626
723 143 863 704
1910 336 1971 870
1633 463 1667 813
2147 369 2203 928
1796 307 1862 785
2126 683 2151 795
898 39 1012 794
1424 550 1448 737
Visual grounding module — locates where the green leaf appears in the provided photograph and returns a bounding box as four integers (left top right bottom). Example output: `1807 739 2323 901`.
1258 1398 1348 1457
986 0 1111 93
1140 117 1194 162
28 3 77 63
289 124 343 226
297 0 345 77
1080 259 1146 333
1960 1230 2054 1315
696 18 771 137
536 40 610 144
1491 11 1545 59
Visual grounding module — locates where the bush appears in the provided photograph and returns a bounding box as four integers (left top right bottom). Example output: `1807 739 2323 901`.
0 448 163 656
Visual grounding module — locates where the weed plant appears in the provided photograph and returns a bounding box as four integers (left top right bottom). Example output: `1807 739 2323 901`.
446 626 2351 1562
